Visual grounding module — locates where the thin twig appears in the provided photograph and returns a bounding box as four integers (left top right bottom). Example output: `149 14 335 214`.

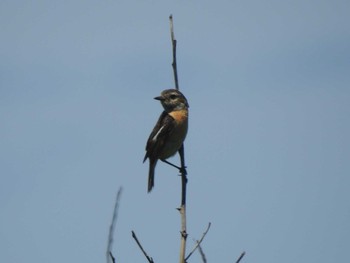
169 14 179 90
131 230 154 263
197 243 207 263
185 222 211 261
109 252 116 263
235 251 246 263
106 187 123 263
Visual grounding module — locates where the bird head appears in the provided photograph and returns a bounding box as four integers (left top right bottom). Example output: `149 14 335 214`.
154 89 189 112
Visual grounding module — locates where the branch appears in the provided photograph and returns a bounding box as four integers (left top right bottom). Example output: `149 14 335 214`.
169 14 188 263
235 251 246 263
185 222 211 261
178 145 187 263
131 230 154 263
197 243 207 263
178 136 187 263
106 187 123 263
169 14 179 90
109 252 116 263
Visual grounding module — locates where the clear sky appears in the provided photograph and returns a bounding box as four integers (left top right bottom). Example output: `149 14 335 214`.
1 1 349 263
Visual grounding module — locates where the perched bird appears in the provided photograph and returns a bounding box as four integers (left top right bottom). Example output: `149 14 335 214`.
143 89 189 192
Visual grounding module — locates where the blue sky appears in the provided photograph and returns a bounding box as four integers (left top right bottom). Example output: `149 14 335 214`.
1 1 349 263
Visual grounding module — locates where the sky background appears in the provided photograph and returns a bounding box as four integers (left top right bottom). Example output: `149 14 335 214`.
1 1 350 263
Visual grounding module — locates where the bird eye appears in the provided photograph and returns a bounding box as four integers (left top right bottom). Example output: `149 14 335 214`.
170 94 177 99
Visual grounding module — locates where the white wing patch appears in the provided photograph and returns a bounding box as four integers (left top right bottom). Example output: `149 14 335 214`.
152 126 165 142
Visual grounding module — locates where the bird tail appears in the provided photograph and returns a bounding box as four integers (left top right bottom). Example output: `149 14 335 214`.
148 159 157 193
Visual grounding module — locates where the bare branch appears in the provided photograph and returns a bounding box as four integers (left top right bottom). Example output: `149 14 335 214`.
131 230 154 263
109 252 116 263
169 14 179 90
197 243 207 263
178 144 187 263
185 222 211 261
235 251 246 263
169 15 188 263
106 187 123 263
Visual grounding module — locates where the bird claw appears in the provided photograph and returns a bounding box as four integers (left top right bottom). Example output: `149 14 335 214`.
179 166 187 176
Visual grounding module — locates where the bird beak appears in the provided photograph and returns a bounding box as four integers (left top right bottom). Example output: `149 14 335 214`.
154 96 164 101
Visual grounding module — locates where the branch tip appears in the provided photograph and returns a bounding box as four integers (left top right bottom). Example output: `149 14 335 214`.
132 230 154 263
235 251 246 263
106 187 123 263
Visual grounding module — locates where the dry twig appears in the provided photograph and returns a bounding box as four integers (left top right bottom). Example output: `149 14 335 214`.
185 222 211 261
109 252 116 263
235 251 246 263
131 231 154 263
106 187 123 263
197 243 207 263
169 14 179 90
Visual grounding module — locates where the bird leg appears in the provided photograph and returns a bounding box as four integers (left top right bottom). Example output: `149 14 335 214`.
161 160 187 175
161 159 181 169
160 159 187 175
178 145 187 176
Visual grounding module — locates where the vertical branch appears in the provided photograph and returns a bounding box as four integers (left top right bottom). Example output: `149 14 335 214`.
179 145 187 206
169 14 187 263
169 15 179 90
178 145 187 263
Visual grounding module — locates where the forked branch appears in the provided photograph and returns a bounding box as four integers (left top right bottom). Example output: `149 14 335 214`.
185 222 211 261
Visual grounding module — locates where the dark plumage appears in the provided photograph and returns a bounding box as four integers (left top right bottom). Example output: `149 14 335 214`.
144 89 189 192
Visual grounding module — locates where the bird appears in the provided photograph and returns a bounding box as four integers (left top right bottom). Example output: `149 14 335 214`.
143 89 189 192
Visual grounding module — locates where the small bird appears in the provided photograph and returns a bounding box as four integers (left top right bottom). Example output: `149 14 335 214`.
143 89 189 192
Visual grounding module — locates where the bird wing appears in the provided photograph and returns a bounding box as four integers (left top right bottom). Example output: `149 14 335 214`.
143 111 175 162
